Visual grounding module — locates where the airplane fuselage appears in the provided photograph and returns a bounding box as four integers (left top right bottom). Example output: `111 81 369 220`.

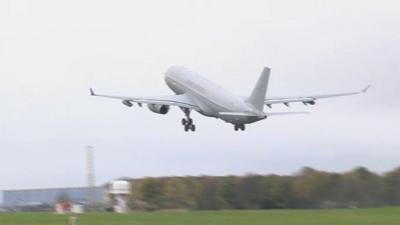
164 66 266 125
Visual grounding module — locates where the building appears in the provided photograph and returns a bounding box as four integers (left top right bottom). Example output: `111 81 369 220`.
2 187 105 207
108 180 132 213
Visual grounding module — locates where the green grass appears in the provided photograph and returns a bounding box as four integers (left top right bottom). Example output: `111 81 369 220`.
1 208 400 225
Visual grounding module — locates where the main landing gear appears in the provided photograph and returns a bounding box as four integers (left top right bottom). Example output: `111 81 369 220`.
182 118 195 132
181 108 196 132
234 124 246 131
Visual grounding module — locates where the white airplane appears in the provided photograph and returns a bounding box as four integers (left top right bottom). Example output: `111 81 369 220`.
90 66 369 132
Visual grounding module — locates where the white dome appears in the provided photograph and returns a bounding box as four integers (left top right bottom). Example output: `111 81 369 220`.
109 180 131 195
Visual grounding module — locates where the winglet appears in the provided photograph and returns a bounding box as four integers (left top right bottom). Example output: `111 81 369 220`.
361 85 371 93
89 88 96 96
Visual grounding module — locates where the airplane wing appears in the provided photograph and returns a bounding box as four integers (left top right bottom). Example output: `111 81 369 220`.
264 85 370 108
90 88 201 110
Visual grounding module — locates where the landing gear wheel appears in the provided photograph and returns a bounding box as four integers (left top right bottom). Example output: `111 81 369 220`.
182 118 187 125
184 125 190 132
234 124 245 131
191 124 196 132
188 118 193 125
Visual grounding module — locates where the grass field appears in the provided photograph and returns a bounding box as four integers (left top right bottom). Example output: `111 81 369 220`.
1 208 400 225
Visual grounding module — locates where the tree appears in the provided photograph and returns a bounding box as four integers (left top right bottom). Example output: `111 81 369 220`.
336 167 383 207
140 178 165 210
163 177 195 209
124 166 398 211
196 177 225 210
221 176 242 209
383 167 400 205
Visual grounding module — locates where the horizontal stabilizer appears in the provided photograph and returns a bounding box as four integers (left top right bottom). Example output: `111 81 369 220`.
219 112 256 117
218 111 310 117
266 112 310 116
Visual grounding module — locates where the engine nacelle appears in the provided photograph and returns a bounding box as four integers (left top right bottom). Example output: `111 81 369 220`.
307 100 316 105
122 100 133 107
303 100 316 105
147 104 170 114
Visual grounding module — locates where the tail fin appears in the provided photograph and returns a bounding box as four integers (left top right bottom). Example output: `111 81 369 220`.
246 67 270 111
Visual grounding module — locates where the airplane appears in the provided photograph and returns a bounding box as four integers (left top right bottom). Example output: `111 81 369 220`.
90 66 370 132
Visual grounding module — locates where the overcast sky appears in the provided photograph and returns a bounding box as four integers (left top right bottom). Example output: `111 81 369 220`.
0 0 399 197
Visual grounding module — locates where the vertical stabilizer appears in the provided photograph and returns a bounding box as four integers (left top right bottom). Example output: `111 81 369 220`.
246 67 270 111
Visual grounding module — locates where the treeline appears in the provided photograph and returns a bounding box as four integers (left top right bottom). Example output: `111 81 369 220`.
127 167 400 210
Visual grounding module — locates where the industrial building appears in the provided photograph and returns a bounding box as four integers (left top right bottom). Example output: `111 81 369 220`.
2 186 105 208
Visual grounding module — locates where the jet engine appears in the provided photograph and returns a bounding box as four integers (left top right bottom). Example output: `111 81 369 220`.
122 100 133 107
306 100 316 105
147 104 170 114
302 100 316 106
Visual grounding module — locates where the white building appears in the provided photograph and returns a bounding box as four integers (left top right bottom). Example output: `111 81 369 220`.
108 180 131 213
